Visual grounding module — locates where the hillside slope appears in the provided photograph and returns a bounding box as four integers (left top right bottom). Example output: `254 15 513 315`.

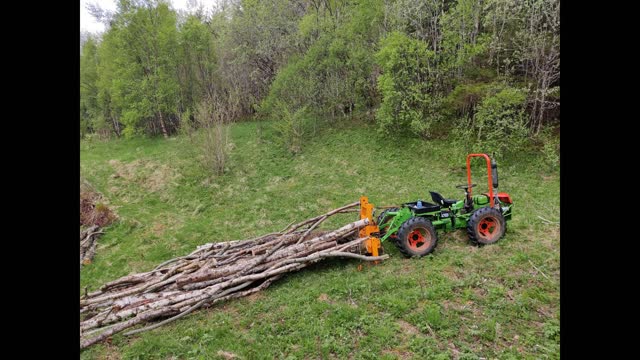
80 121 559 359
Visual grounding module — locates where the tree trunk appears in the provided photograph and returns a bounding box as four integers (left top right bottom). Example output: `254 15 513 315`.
158 111 169 138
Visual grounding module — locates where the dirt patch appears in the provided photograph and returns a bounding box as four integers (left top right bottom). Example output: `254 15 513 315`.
216 350 238 359
143 215 184 239
108 159 179 192
381 348 415 359
245 292 265 303
472 287 487 298
219 303 241 318
448 342 461 360
444 296 483 319
536 305 553 319
146 163 178 192
151 222 166 237
442 266 463 280
99 343 123 360
398 261 414 274
397 320 422 336
317 293 338 305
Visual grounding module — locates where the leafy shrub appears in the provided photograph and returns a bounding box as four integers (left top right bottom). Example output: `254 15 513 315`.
270 101 311 155
444 82 495 120
531 125 560 170
375 31 442 138
453 86 529 159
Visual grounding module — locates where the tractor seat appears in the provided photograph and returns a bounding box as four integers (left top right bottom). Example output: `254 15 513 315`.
403 200 440 214
429 191 458 207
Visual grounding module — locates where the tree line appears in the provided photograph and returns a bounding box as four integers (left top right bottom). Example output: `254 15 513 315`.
81 0 559 159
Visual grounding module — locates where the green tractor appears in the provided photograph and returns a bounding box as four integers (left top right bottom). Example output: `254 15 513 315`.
376 154 513 257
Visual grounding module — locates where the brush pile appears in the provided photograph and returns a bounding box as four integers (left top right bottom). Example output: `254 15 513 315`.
80 201 387 349
80 178 116 269
80 225 104 269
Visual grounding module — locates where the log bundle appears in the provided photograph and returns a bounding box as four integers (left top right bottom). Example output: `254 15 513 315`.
80 201 388 349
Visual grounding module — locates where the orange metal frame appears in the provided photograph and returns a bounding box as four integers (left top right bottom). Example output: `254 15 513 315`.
466 153 494 208
359 196 381 261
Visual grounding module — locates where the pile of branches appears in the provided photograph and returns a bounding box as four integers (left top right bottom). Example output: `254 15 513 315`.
80 201 388 350
80 178 116 268
80 225 104 270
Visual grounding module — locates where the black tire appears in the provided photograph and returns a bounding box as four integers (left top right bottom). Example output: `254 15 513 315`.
376 207 399 236
395 217 438 258
467 207 506 245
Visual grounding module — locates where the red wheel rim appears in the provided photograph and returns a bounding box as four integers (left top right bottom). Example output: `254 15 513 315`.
477 216 501 241
407 228 431 251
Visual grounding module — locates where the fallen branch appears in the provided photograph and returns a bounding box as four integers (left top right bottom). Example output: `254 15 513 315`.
537 215 560 225
80 225 104 268
529 259 551 280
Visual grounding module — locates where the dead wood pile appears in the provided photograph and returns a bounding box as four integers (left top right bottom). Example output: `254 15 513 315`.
80 201 388 349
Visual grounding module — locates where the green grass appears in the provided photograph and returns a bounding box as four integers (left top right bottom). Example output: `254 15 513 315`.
80 120 559 359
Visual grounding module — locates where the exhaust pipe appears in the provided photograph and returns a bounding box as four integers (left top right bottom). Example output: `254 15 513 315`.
491 157 498 189
491 157 499 207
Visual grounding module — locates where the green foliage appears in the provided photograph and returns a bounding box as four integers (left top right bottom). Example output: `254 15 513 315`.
543 318 560 341
85 0 181 138
444 82 494 122
475 87 528 141
270 101 311 155
452 86 529 159
424 304 444 329
260 56 314 118
81 0 559 144
441 0 489 77
121 110 143 138
261 0 385 127
537 126 560 170
80 36 100 137
375 31 442 137
177 15 218 113
223 0 304 112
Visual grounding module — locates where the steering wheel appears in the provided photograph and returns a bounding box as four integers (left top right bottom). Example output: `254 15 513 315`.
456 183 477 190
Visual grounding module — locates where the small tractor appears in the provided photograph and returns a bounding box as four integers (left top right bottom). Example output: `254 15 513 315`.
358 153 513 258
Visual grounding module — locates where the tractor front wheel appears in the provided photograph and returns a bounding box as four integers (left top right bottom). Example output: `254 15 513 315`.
467 207 506 245
396 217 438 258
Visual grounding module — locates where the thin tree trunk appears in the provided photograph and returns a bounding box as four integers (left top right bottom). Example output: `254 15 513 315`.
158 111 169 138
111 116 121 137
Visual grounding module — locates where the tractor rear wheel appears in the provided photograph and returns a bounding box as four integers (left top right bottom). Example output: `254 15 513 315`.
396 217 437 258
467 207 506 245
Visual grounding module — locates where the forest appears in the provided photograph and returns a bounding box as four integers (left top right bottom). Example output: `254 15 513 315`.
81 0 559 165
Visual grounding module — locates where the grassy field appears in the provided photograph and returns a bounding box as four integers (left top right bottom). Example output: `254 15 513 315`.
80 120 559 359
